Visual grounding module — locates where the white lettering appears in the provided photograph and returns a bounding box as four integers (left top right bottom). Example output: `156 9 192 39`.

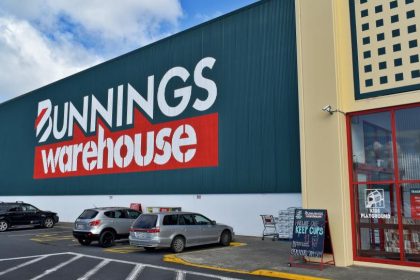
68 97 89 137
193 57 217 111
157 67 192 117
90 89 113 133
36 99 52 143
52 102 68 140
172 124 197 163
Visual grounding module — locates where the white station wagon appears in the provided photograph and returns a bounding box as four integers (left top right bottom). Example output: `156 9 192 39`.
129 212 234 253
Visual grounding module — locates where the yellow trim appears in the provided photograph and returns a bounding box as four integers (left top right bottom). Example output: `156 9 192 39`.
163 254 329 280
228 242 246 247
103 245 144 254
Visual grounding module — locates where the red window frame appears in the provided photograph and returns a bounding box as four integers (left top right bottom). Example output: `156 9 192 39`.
346 102 420 268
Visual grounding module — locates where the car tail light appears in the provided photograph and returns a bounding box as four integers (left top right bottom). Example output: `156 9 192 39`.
147 227 160 233
130 227 160 233
89 220 101 227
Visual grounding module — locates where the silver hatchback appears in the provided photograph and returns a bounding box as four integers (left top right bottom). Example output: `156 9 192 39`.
73 207 141 247
129 211 234 253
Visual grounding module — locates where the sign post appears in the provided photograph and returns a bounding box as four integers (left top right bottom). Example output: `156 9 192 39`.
289 209 335 270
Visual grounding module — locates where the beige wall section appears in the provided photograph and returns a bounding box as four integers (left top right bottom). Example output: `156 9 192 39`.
295 0 353 267
297 0 420 269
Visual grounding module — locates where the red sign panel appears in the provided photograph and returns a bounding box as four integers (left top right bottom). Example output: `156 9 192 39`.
410 189 420 220
34 111 218 179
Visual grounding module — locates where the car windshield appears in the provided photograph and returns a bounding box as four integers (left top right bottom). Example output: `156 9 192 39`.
78 209 98 219
132 214 157 229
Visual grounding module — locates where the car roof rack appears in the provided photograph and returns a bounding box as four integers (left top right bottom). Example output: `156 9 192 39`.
15 201 24 203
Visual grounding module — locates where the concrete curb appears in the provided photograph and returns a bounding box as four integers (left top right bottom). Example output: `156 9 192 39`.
163 254 330 280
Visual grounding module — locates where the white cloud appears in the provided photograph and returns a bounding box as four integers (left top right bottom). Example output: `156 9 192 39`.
0 16 98 101
0 0 183 103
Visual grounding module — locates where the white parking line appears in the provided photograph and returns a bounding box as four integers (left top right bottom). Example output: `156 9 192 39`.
176 271 186 280
125 264 144 280
77 259 110 280
0 252 70 262
0 252 243 280
0 255 48 276
30 255 83 280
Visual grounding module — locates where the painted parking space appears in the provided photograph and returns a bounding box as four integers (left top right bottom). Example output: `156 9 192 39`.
0 252 242 280
103 245 145 254
30 233 75 243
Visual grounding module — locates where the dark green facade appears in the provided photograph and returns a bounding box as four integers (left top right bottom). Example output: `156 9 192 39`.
0 0 300 195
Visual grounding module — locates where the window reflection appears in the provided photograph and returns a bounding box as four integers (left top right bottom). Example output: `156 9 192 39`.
396 107 420 181
351 112 394 182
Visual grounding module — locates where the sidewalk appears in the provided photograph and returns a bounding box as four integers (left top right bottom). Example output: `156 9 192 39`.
163 236 420 280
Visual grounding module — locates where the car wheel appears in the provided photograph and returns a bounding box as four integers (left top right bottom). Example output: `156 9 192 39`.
78 238 92 246
171 236 185 253
99 230 115 248
0 220 9 232
44 217 54 228
144 247 155 251
220 230 232 246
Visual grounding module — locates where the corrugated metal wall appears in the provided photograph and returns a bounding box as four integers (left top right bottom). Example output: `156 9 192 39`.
0 0 300 195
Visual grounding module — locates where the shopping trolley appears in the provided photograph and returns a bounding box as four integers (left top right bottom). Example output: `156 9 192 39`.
260 214 279 241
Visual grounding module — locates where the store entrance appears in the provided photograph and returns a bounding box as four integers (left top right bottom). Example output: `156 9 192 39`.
347 104 420 267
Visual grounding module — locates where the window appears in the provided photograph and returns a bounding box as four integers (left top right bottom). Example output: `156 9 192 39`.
193 214 212 225
25 205 38 212
163 215 178 225
126 210 141 219
348 105 420 266
132 215 157 229
104 211 115 218
9 207 22 212
114 210 126 219
78 210 98 219
179 215 195 225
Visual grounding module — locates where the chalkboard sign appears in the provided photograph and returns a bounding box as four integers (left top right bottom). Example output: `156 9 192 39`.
290 209 327 258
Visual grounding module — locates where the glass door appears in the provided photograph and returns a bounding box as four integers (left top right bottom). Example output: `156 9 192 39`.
348 105 420 266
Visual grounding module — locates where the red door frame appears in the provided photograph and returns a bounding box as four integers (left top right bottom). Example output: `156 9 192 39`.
346 102 420 268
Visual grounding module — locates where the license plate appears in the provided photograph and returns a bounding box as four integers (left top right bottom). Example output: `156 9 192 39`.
135 232 147 238
76 224 84 230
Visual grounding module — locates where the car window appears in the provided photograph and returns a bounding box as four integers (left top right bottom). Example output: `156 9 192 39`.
78 210 98 219
25 205 38 211
9 207 22 212
132 214 157 229
114 210 126 219
126 210 141 219
193 214 211 225
163 215 178 225
179 214 195 225
104 211 115 218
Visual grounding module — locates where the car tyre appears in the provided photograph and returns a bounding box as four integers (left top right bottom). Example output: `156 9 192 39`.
144 247 156 251
78 238 92 246
171 236 185 253
99 230 115 248
44 217 54 228
0 220 9 232
220 230 232 246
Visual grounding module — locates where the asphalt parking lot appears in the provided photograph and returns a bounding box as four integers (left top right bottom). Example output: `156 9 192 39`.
0 223 270 280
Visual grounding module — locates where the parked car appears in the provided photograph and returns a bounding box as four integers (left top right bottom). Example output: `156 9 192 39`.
72 207 142 247
129 211 234 253
0 201 59 232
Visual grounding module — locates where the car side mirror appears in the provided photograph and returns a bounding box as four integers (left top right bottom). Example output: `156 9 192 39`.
211 220 216 225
